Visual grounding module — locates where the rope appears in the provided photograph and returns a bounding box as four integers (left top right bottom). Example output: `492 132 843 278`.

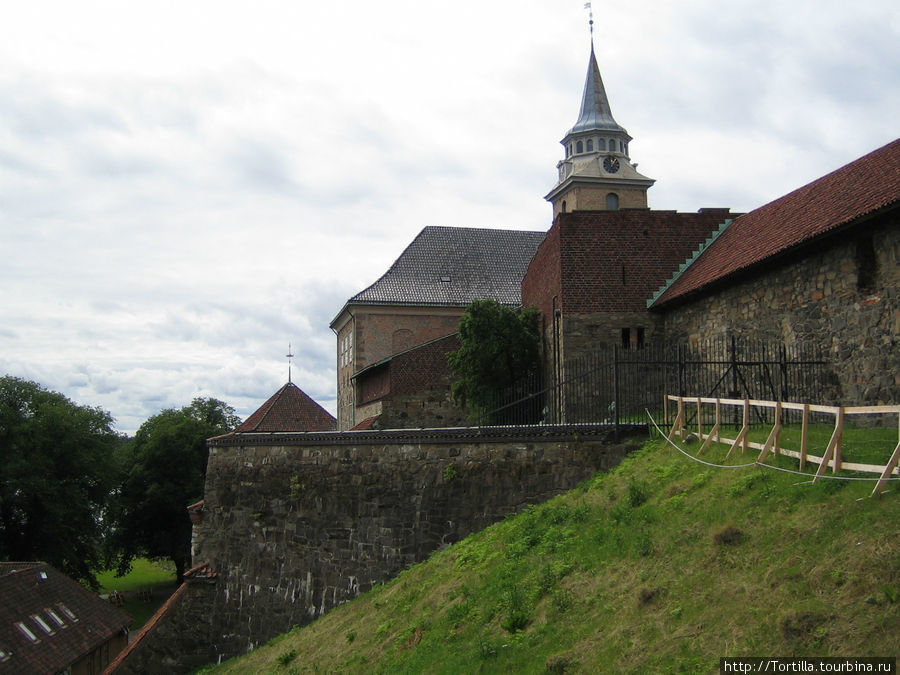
645 410 900 483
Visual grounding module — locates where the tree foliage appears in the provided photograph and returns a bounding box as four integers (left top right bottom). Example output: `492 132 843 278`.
0 376 120 588
109 397 240 582
448 299 541 420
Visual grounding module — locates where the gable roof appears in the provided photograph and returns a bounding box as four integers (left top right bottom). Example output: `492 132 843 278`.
232 382 335 433
332 226 545 323
0 562 130 674
651 139 900 308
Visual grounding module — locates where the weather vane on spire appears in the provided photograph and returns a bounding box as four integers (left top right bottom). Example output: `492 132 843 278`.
584 2 594 43
286 343 294 384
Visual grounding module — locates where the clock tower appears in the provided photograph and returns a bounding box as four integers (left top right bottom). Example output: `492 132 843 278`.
545 45 654 217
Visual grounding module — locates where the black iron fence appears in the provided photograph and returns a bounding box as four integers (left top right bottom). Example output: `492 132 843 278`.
483 336 835 428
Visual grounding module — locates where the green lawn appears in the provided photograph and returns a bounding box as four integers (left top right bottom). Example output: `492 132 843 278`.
96 558 179 631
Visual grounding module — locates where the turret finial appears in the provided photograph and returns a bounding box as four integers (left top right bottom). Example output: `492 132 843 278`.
286 343 294 384
584 2 593 44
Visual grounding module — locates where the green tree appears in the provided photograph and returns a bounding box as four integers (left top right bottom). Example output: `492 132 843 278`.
0 376 120 588
109 397 240 583
448 299 541 421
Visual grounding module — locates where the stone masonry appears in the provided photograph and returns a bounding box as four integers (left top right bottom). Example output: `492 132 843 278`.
185 426 641 666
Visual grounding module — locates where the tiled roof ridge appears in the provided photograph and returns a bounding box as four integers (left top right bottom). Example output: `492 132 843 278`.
650 138 900 308
646 218 734 307
236 382 293 431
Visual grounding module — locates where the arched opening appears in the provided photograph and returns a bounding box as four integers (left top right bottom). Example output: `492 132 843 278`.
606 193 619 211
576 140 583 154
586 139 593 152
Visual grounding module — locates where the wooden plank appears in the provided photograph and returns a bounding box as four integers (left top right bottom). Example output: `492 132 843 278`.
833 406 844 474
813 409 843 482
697 423 720 455
667 397 684 442
845 405 900 414
757 405 781 464
799 404 810 471
698 397 705 439
872 441 900 496
715 399 721 442
725 426 748 461
742 399 750 453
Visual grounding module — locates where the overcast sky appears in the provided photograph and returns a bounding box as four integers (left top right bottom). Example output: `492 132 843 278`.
1 1 897 434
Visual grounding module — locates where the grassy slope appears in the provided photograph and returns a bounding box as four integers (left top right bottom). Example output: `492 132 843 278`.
203 432 900 674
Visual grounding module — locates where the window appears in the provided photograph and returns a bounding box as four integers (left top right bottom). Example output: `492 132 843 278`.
598 138 606 150
46 608 66 628
856 234 877 292
576 140 583 153
15 622 38 643
621 327 645 349
340 332 354 368
57 603 78 622
586 139 593 152
606 193 619 211
561 200 567 213
31 614 54 635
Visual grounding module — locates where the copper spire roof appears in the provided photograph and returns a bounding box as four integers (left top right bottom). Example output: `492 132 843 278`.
567 46 628 137
650 138 900 308
233 382 335 433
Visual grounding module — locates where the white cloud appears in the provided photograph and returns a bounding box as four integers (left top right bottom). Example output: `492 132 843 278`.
0 1 897 433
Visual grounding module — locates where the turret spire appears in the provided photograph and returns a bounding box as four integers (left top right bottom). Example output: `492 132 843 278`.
544 33 654 216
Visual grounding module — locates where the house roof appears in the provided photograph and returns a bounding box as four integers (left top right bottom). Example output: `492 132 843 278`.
331 226 545 325
0 562 130 674
650 139 900 308
231 382 335 433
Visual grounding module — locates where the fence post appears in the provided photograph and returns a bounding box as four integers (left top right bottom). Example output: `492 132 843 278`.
613 345 620 440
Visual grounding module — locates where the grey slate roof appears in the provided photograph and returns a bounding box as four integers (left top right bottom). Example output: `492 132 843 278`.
567 46 628 137
344 226 546 309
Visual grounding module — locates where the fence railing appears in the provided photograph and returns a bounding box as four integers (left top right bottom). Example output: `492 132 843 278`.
666 395 900 496
483 337 834 428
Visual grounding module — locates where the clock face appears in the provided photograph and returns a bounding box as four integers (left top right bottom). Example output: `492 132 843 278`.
603 155 620 173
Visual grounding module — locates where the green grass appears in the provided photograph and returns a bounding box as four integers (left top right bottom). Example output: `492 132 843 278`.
201 433 900 674
96 558 178 630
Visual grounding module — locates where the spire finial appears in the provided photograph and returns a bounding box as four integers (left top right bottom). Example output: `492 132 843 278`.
286 343 294 384
584 2 593 44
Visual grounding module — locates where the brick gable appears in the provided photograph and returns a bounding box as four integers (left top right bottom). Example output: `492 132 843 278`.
522 209 734 315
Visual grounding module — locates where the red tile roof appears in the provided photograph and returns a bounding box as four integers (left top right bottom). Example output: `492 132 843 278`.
651 139 900 308
233 382 335 433
0 562 130 674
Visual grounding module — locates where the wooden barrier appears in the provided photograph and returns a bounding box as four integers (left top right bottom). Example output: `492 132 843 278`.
665 395 900 496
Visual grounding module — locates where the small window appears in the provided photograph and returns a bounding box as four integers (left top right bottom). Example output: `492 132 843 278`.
57 603 78 622
576 140 583 154
608 138 615 151
606 193 619 211
561 200 567 213
31 615 54 635
621 327 645 349
586 139 593 152
46 608 66 628
598 138 606 150
15 622 38 643
856 234 877 292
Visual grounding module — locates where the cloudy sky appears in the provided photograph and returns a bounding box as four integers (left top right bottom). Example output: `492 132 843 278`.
1 1 897 434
